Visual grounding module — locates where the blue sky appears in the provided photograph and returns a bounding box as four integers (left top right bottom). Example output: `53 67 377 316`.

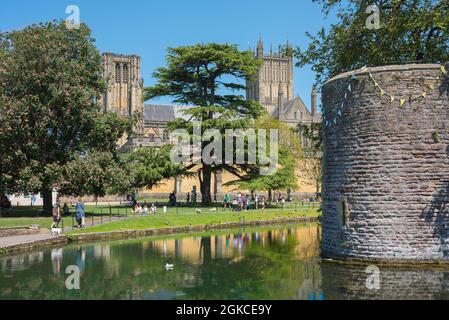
0 0 337 111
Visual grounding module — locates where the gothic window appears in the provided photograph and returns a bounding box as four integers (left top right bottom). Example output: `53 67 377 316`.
115 64 121 83
123 64 129 82
162 130 169 142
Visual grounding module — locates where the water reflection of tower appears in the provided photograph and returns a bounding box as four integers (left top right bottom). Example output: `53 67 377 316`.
51 248 63 276
75 247 86 273
93 244 111 262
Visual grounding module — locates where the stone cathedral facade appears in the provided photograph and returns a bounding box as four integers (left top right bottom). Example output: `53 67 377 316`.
100 53 145 150
246 39 321 149
99 49 321 197
246 39 295 115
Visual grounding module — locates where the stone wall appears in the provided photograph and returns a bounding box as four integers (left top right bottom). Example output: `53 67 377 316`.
322 64 449 262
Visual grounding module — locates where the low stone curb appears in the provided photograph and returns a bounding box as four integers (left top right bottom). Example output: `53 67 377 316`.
0 236 68 256
0 216 318 256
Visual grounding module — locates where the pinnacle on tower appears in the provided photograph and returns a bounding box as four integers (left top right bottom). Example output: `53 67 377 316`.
311 86 317 116
257 37 264 57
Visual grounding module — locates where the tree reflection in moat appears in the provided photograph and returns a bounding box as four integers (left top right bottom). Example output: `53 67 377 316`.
3 223 449 300
0 224 321 300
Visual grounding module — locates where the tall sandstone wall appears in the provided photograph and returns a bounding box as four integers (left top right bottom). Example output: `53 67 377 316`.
322 64 449 262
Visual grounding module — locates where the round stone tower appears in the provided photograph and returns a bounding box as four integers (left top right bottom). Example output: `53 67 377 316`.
321 64 449 262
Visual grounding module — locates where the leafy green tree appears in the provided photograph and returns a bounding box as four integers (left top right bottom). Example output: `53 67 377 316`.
0 21 133 214
145 43 264 205
112 145 192 195
295 0 449 85
225 116 301 201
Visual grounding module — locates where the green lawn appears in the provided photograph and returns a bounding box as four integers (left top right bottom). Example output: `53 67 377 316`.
0 202 321 231
68 209 320 234
0 218 54 229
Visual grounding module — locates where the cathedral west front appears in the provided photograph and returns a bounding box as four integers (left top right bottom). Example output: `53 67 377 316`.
100 40 322 198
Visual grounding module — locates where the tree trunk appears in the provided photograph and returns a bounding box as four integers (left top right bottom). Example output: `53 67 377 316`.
42 188 53 216
201 166 212 205
268 189 273 202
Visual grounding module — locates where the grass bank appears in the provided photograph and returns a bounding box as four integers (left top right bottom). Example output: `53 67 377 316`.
68 209 320 235
0 218 54 229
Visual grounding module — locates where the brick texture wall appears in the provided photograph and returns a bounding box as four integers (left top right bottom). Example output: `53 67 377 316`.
321 64 449 261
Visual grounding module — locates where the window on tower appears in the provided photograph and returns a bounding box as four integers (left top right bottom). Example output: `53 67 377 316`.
162 130 169 142
123 64 129 82
115 63 121 83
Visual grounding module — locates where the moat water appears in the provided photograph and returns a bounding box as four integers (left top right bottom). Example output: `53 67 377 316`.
1 223 449 300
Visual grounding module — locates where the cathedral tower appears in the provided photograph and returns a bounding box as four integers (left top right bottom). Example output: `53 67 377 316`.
100 53 144 116
100 53 144 149
246 39 294 115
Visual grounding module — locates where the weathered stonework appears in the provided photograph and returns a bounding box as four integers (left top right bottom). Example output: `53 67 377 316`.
322 64 449 262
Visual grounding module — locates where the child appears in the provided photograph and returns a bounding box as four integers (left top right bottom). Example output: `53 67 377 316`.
143 204 149 216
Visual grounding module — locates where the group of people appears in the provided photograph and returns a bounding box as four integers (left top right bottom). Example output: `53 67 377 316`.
52 198 85 229
133 202 157 215
223 193 267 212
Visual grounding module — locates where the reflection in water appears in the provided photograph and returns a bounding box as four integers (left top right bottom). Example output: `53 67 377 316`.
0 224 448 300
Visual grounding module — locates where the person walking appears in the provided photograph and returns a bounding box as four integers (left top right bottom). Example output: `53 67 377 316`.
52 202 62 228
75 199 85 228
224 194 230 210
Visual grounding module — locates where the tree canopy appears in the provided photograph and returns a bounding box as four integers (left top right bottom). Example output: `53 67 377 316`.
113 145 192 195
295 0 449 85
0 21 133 213
225 116 301 198
145 43 265 205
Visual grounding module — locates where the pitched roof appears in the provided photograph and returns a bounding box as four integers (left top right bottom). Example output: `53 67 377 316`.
144 104 193 122
273 96 322 122
144 104 175 122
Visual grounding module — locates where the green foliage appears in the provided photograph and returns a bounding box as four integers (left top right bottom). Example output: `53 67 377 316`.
225 116 301 193
0 21 133 202
432 131 441 143
296 0 449 85
114 145 191 194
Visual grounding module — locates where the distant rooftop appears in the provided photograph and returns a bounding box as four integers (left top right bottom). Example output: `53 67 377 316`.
144 104 192 122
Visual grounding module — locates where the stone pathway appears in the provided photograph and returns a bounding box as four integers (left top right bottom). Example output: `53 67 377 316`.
0 215 128 250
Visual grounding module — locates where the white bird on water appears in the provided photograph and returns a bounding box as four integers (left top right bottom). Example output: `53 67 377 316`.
166 263 174 270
